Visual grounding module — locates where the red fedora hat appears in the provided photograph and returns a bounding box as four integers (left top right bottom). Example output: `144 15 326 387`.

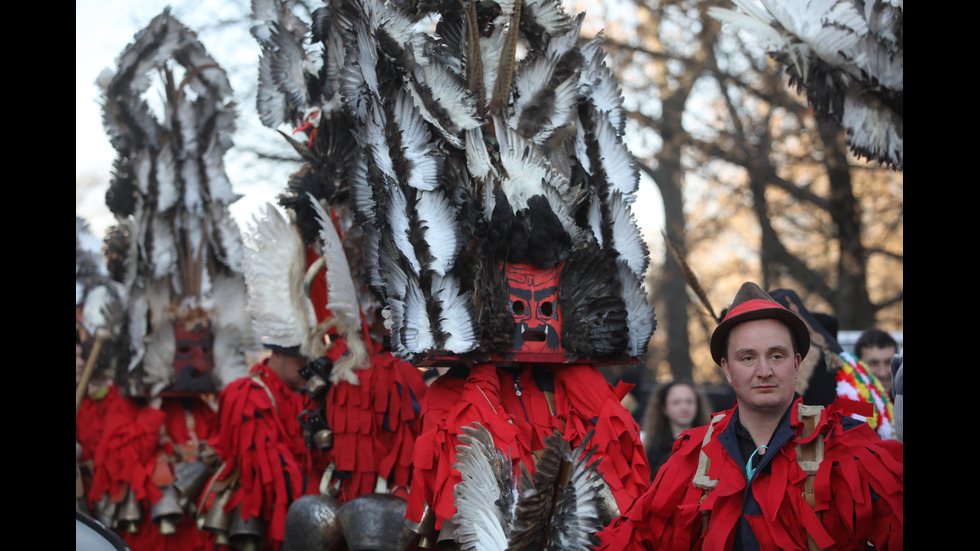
709 282 810 365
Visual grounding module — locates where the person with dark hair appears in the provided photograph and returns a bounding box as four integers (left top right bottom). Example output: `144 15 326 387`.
891 354 903 443
598 282 903 551
855 328 899 397
641 380 711 478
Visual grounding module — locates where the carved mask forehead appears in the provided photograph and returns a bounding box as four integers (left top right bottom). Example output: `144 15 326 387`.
170 319 216 393
506 263 563 354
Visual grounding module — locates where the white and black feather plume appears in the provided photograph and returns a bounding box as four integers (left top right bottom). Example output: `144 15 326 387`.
451 423 605 551
709 0 903 170
323 0 656 362
259 0 655 363
99 8 252 395
242 203 320 356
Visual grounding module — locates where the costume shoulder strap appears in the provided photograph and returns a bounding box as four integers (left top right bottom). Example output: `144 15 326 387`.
796 403 825 551
693 412 727 542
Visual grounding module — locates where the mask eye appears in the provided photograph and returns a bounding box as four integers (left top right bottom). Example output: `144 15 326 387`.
512 300 526 315
539 301 554 318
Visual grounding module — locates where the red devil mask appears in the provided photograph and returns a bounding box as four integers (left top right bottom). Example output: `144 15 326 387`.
168 319 216 394
506 263 564 359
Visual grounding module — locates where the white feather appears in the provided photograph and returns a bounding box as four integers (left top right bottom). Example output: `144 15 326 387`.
416 188 460 276
400 274 434 354
387 184 422 275
310 196 369 384
608 192 647 276
432 274 478 354
311 198 362 333
392 91 443 192
243 203 318 351
452 424 510 551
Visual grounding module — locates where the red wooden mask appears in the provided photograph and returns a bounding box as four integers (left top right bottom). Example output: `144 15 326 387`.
168 319 216 393
506 263 564 356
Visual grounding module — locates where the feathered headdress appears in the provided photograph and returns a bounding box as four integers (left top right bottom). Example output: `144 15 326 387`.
98 8 253 396
258 0 656 365
709 0 903 170
251 0 378 382
76 217 130 379
242 204 320 356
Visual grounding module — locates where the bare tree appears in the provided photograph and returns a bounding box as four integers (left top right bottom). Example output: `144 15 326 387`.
576 0 903 382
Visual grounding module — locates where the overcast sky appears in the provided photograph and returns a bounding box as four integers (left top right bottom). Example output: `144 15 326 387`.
76 0 287 239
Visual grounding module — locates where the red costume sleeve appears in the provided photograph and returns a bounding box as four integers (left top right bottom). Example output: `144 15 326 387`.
553 365 651 513
323 351 427 503
76 385 122 464
89 397 168 505
210 363 307 550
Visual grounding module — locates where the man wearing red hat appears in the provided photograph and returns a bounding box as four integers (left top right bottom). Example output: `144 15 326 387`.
597 282 903 551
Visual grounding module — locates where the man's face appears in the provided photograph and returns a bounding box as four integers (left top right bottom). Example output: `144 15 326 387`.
721 318 801 417
860 345 896 391
273 353 309 394
506 263 563 354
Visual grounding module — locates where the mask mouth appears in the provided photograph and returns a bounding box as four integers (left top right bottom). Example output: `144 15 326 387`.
522 328 547 342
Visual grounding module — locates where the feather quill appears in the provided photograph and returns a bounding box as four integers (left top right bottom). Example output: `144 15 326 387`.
662 230 719 323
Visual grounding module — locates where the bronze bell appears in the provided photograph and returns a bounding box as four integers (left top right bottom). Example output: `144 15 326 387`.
173 460 211 509
202 488 234 546
337 493 417 551
151 485 185 535
313 428 334 450
228 503 267 551
114 489 143 534
306 374 328 397
283 494 345 551
412 506 437 549
95 495 117 528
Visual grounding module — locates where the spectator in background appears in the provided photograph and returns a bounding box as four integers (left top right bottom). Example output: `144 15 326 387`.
891 354 903 442
640 380 711 479
855 328 899 397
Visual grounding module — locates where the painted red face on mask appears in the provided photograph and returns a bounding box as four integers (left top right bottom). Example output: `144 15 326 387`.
169 320 216 393
506 263 563 355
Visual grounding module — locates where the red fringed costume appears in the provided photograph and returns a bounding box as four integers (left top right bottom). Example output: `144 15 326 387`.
597 396 903 551
317 338 428 504
77 383 123 510
407 362 650 531
206 359 323 550
89 395 218 551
